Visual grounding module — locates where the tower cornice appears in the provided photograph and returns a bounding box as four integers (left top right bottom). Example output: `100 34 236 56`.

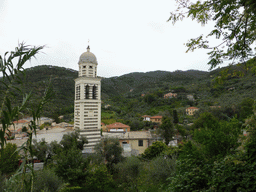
74 76 102 82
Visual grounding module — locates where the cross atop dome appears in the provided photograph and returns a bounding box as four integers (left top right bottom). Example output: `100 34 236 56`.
87 39 90 52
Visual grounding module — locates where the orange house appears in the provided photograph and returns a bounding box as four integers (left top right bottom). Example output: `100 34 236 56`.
150 116 162 124
186 107 199 115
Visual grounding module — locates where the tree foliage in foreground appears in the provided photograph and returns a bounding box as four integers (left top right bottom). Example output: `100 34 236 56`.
94 137 123 172
0 143 20 174
169 0 256 69
54 146 88 187
0 43 54 192
167 117 243 191
142 141 168 160
114 156 141 192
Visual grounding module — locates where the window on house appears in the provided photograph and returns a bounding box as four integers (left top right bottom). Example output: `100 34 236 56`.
138 140 143 146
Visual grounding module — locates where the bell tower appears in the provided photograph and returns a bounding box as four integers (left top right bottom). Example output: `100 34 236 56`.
74 46 101 152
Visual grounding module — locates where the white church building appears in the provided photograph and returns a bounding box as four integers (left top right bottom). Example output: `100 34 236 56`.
74 46 101 152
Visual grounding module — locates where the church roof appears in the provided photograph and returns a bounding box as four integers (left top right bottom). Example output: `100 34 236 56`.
78 46 98 64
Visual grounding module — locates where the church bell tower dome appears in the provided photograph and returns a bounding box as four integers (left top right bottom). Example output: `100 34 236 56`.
78 46 98 64
78 46 98 77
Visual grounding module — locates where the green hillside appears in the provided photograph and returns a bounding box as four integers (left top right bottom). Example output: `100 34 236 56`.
2 59 255 124
19 65 77 117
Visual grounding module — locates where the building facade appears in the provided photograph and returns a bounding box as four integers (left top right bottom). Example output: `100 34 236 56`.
150 116 163 124
119 131 152 156
186 107 199 115
74 46 101 152
106 122 130 133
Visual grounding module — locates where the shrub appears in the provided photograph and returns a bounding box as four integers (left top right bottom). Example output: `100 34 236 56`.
0 173 6 192
0 143 20 174
33 169 64 192
115 156 142 192
3 169 64 192
147 156 176 185
85 164 115 192
141 141 168 160
54 146 88 186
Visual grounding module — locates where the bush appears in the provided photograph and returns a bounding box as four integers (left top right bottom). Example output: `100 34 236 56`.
115 156 142 192
0 173 6 192
33 169 64 192
0 143 20 174
141 141 168 160
85 164 115 192
54 146 88 186
207 156 256 191
2 169 64 192
147 156 176 185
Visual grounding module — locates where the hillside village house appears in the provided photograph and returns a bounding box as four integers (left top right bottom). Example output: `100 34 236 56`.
164 92 177 99
106 122 130 133
23 117 54 127
119 131 152 156
142 115 151 121
7 117 54 139
9 120 30 132
150 116 163 124
186 94 195 101
186 107 199 115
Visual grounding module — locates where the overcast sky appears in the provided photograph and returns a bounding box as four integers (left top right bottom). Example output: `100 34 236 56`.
0 0 224 78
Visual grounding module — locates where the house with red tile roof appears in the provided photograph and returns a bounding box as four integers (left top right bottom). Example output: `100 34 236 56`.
150 116 163 124
164 92 177 99
186 107 199 115
106 122 130 133
142 115 151 121
9 119 30 132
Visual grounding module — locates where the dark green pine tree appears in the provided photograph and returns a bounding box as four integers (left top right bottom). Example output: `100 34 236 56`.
160 116 175 145
173 109 179 124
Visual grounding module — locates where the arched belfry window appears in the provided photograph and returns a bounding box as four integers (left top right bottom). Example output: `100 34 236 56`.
93 85 97 99
85 85 89 99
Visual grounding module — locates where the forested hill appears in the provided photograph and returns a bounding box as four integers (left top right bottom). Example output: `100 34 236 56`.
21 65 78 117
10 60 256 119
15 65 208 116
101 70 209 98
